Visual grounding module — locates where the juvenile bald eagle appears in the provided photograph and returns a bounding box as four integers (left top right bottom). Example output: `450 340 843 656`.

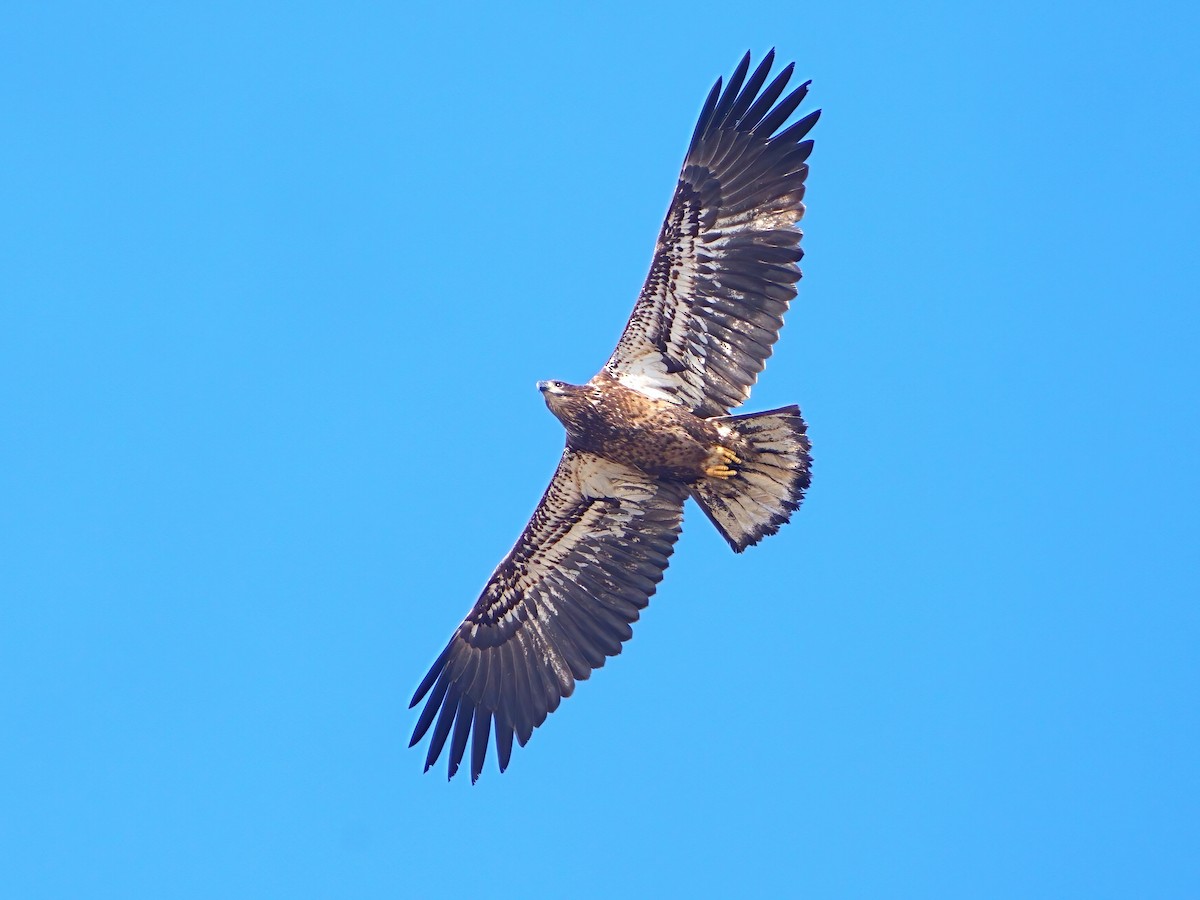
410 51 819 782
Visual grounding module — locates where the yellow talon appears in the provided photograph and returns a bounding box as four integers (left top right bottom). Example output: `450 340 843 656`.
705 464 737 479
709 445 740 465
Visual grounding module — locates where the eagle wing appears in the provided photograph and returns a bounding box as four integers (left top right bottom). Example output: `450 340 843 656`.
409 449 686 782
604 50 819 417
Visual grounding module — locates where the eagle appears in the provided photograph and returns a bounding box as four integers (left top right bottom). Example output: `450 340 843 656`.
410 51 819 782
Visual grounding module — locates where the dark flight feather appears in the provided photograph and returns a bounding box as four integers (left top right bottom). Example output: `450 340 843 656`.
605 53 818 417
410 451 685 780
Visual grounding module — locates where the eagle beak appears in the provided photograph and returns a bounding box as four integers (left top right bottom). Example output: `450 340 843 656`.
537 380 551 394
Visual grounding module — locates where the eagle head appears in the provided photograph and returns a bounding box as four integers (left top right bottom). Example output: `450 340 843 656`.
537 379 590 427
536 379 576 397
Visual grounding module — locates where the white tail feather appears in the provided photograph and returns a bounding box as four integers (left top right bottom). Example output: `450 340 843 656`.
690 405 811 552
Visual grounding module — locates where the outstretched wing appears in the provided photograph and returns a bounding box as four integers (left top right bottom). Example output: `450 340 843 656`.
605 50 819 417
409 450 686 782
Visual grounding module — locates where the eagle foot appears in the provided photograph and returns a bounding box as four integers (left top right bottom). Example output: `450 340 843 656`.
703 445 741 479
714 446 741 465
704 464 738 479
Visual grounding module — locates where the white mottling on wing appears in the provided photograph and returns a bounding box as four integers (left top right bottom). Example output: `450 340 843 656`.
614 358 677 404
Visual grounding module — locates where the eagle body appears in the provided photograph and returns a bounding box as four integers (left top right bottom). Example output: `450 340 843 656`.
539 373 731 482
410 52 820 781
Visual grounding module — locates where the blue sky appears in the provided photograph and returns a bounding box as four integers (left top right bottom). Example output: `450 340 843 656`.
2 1 1198 897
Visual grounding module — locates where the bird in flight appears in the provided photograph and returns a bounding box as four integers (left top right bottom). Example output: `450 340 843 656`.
410 51 819 781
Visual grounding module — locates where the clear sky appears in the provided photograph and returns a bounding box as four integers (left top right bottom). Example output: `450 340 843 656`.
2 2 1197 897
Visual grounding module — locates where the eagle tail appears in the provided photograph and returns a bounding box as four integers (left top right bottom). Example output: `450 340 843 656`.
690 405 812 553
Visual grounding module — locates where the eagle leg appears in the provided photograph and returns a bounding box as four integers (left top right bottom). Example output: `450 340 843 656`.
702 445 741 479
713 446 741 465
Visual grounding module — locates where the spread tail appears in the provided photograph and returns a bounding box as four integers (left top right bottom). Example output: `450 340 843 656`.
690 405 812 552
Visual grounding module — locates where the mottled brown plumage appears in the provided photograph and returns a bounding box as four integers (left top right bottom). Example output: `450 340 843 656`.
410 51 819 782
540 372 730 481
